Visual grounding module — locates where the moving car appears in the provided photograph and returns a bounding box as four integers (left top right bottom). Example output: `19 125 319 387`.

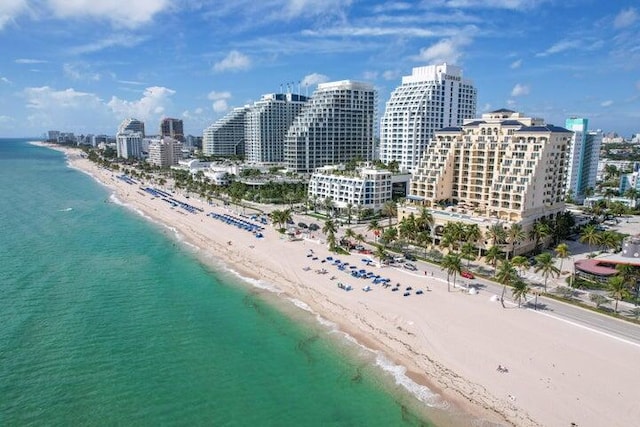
403 263 417 271
461 270 474 279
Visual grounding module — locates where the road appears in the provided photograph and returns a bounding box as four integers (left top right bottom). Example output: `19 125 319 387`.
418 260 640 346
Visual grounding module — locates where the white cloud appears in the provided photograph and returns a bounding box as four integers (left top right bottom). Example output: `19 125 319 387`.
413 35 471 65
1 76 11 84
63 63 101 81
362 71 378 81
15 58 48 64
614 7 638 29
536 39 581 57
0 0 28 30
213 50 251 72
23 86 109 131
382 70 400 81
510 83 530 97
46 0 169 28
70 33 147 55
301 73 329 87
510 59 522 69
107 86 176 122
438 0 547 9
207 90 232 113
281 0 351 19
0 115 14 124
601 100 614 107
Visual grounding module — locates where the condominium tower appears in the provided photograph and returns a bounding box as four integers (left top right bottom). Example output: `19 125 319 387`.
245 93 309 164
160 118 184 142
379 63 477 173
284 80 376 173
117 118 145 137
203 107 249 156
147 138 183 167
564 118 602 203
401 109 571 255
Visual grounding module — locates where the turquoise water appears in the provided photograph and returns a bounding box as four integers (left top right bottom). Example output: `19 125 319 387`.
0 139 439 426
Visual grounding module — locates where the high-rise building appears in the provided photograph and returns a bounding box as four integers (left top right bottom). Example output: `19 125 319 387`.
379 63 477 173
245 93 309 164
564 118 602 203
116 132 143 159
147 137 182 167
118 118 145 137
160 118 184 142
284 80 376 173
203 107 249 156
401 109 571 255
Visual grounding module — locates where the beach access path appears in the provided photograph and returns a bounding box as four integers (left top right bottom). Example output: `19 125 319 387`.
42 143 640 427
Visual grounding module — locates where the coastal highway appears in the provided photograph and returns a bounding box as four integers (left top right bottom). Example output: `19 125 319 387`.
424 265 640 346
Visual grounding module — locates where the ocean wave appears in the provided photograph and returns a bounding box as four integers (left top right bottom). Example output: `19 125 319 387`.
58 207 73 212
375 353 446 409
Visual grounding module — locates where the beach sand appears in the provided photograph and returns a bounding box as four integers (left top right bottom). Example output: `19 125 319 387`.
39 142 640 427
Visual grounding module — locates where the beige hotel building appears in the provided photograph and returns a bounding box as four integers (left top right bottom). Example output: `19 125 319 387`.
399 109 572 255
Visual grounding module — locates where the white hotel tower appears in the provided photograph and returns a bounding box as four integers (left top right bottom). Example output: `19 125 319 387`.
379 63 477 173
284 80 376 173
245 93 309 164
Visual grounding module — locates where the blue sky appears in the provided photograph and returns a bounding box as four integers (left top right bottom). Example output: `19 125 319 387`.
0 0 639 138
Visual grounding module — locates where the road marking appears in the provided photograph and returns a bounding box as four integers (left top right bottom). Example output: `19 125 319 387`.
530 309 640 348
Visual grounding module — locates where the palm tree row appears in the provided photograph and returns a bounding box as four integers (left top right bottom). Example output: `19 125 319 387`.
579 224 625 253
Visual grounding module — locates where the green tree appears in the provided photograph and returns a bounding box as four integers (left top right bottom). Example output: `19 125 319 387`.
460 242 477 268
579 224 601 251
441 252 462 292
554 243 570 273
512 279 530 308
367 219 382 243
486 223 507 247
381 200 397 226
484 245 504 271
511 255 529 276
607 275 631 313
322 219 338 237
534 252 560 292
496 260 518 308
589 293 610 309
374 244 387 267
506 223 526 260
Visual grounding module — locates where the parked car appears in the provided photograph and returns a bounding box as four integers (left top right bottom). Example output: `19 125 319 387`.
403 253 417 261
403 263 417 271
461 270 474 279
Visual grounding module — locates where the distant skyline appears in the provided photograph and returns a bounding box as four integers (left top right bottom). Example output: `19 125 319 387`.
0 0 639 138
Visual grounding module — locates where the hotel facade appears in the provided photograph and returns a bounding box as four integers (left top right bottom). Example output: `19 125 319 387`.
245 93 309 164
308 164 410 215
284 80 376 173
400 109 572 255
379 64 477 173
203 106 249 156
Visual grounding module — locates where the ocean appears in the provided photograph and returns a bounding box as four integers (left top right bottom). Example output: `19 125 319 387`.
0 138 453 426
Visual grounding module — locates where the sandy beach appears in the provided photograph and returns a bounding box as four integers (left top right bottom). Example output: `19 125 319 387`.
38 142 640 427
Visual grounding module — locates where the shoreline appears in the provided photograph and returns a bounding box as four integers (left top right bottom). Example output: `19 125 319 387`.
32 141 640 427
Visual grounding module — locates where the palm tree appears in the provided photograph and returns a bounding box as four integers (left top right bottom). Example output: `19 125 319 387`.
460 242 476 268
534 252 560 292
529 220 552 253
579 224 601 252
322 218 338 237
441 252 462 292
486 223 507 247
381 200 397 226
416 207 434 244
345 203 354 225
496 260 518 308
367 219 382 243
554 243 570 273
326 230 337 252
374 244 387 267
512 279 530 308
323 197 335 218
484 245 504 271
506 223 526 260
343 228 357 248
607 275 631 313
464 223 483 257
511 255 529 276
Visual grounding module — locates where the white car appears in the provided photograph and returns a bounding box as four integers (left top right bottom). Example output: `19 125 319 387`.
403 263 417 271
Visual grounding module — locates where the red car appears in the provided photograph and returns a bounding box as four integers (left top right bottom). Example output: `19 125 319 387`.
461 270 474 279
